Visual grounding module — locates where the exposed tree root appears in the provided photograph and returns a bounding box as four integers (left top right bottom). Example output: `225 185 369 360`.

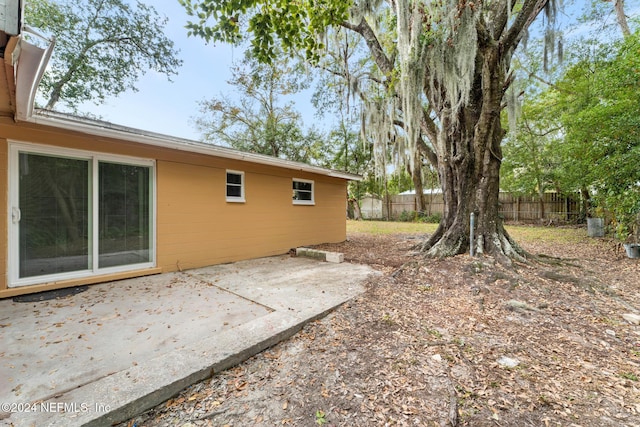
535 253 582 267
416 223 445 252
418 222 531 267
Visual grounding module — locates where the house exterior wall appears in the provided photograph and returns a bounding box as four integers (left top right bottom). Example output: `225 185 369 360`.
156 160 346 271
0 118 348 298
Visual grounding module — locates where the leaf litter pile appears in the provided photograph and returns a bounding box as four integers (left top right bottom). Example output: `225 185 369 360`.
125 228 640 427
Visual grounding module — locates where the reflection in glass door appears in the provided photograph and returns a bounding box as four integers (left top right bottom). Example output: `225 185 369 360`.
19 153 90 278
99 162 150 268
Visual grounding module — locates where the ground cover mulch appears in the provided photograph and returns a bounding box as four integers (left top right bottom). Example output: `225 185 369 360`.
124 226 640 427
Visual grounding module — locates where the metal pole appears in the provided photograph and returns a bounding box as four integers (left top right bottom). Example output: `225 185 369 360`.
470 212 475 257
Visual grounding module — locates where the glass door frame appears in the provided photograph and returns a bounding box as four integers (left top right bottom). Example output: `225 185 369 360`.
8 141 156 288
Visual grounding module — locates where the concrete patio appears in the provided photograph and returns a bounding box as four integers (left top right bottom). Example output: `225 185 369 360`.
0 255 376 426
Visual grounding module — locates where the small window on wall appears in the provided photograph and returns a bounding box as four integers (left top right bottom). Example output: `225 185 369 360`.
226 170 245 202
292 179 314 205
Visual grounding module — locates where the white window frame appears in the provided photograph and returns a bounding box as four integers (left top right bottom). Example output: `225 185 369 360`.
225 170 245 203
292 178 315 205
8 141 156 288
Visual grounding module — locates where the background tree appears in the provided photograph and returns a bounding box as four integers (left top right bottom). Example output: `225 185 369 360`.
311 29 380 217
25 0 182 111
554 30 640 240
181 0 560 262
313 25 434 214
194 50 328 165
503 1 639 230
500 94 563 220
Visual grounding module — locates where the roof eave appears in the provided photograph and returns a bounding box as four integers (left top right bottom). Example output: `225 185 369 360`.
29 110 362 181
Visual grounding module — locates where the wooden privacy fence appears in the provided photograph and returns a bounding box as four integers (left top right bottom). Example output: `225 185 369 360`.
382 192 580 222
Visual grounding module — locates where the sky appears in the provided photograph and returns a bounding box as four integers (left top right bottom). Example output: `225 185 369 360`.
74 0 639 143
79 1 319 141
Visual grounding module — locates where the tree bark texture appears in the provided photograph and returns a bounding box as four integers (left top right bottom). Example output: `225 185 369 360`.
419 39 525 263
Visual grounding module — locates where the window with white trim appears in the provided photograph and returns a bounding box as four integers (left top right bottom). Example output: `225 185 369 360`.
292 178 314 205
226 170 245 202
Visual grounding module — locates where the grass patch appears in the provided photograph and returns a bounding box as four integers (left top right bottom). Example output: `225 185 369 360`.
347 220 438 235
505 225 587 244
348 220 589 244
619 372 638 381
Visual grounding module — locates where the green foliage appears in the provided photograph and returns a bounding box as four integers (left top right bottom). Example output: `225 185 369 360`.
25 0 182 111
386 170 413 195
397 210 441 224
421 212 442 224
315 409 327 425
507 17 640 239
555 32 640 240
501 93 562 197
327 122 368 173
324 121 377 201
180 0 351 63
195 49 330 165
503 37 571 200
397 210 415 222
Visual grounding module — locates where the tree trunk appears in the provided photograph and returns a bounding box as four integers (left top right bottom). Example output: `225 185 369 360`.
409 161 425 213
538 189 546 221
348 198 363 220
420 47 525 264
422 124 523 262
581 187 592 220
336 0 552 263
44 45 91 110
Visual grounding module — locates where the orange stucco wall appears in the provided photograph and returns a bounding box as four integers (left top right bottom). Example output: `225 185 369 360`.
0 118 348 298
157 160 346 271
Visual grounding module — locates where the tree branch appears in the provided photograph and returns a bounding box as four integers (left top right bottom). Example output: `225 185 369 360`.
340 18 394 76
317 64 385 86
517 63 578 96
614 0 631 37
501 0 550 56
490 0 515 41
393 116 438 168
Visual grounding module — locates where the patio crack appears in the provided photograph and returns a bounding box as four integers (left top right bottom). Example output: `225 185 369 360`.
37 370 119 402
180 272 275 313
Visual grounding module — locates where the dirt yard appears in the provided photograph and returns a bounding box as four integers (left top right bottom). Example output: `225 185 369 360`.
124 223 640 427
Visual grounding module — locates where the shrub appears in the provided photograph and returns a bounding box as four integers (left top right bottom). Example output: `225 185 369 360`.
398 210 416 222
397 210 442 223
419 212 442 224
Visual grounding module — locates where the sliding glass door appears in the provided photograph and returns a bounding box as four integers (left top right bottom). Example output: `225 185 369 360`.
10 144 155 287
18 153 91 278
98 162 151 268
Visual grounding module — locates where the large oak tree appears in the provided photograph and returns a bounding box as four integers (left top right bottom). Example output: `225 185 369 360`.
181 0 559 263
26 0 183 111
